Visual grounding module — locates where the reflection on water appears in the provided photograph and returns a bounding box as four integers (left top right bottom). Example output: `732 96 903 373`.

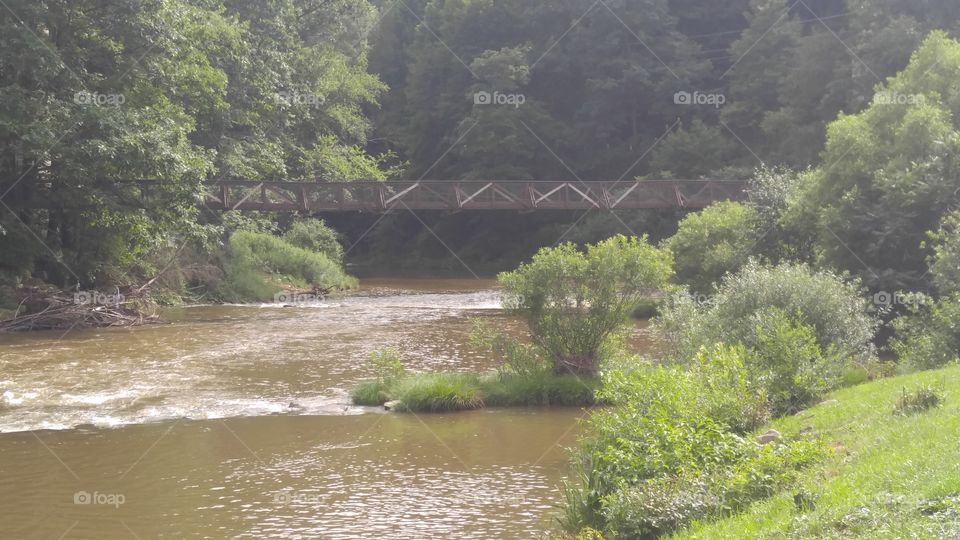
0 278 656 538
0 411 583 539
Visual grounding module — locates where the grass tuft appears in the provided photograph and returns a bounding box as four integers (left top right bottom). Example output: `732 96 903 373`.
349 371 598 412
894 384 944 415
350 380 391 406
391 373 484 412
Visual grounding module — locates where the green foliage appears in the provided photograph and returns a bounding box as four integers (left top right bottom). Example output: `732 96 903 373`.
470 320 551 378
650 121 742 177
665 201 757 293
480 373 598 407
0 0 392 292
688 344 772 434
748 310 845 415
894 384 945 415
601 440 825 539
499 235 673 375
370 347 406 382
564 353 824 537
892 294 960 371
350 380 391 406
349 368 598 411
674 365 960 539
927 209 960 296
390 373 485 413
657 261 877 362
794 32 960 291
222 231 356 301
283 219 344 263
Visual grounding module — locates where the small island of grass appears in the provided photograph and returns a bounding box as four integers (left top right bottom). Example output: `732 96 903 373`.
350 235 671 412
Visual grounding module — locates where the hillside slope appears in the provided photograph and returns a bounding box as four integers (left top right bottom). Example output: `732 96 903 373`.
674 365 960 539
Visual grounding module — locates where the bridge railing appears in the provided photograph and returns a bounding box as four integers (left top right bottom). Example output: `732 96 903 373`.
199 180 746 212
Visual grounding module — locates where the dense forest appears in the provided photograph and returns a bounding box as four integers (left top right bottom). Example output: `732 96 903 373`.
5 2 960 538
3 0 960 303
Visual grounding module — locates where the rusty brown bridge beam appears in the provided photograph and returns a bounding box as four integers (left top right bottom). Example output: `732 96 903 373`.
188 180 747 213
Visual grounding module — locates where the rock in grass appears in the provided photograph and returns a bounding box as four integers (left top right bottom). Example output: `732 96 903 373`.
757 429 781 444
383 400 400 411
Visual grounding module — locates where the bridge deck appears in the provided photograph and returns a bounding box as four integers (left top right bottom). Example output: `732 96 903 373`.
191 180 746 213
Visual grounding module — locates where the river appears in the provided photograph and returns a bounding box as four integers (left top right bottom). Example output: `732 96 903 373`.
0 278 656 539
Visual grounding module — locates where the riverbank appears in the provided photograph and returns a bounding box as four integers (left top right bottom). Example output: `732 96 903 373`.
675 364 960 538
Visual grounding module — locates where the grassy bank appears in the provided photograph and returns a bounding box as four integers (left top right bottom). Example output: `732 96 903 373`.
672 364 960 539
351 371 599 412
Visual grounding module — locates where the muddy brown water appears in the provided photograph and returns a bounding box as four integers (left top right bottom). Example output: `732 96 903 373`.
0 278 657 539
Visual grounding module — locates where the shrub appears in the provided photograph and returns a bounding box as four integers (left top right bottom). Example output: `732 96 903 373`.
665 201 757 294
283 218 344 263
748 309 845 415
499 235 673 375
894 384 944 415
221 231 356 301
688 344 771 433
601 476 715 539
563 353 825 537
600 441 825 539
656 260 877 361
470 321 551 378
350 348 407 406
370 347 406 381
892 294 960 371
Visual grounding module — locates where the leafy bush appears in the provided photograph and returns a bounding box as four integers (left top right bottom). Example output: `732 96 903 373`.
499 235 673 375
657 260 877 361
221 231 356 301
894 384 944 415
601 440 825 538
926 209 960 296
601 475 716 538
470 321 551 378
687 344 771 434
748 309 845 415
562 352 825 537
283 218 344 263
892 294 960 371
665 201 757 293
370 347 406 381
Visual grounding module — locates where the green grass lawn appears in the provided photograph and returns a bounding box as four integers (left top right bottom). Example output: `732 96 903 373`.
672 365 960 539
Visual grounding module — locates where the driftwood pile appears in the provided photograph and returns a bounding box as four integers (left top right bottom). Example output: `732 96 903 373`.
0 286 159 332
